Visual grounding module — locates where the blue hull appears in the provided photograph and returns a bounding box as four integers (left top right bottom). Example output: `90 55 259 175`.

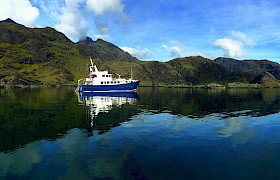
79 91 139 99
78 81 140 92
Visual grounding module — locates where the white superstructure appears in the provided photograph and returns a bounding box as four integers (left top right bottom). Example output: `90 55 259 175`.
80 57 137 86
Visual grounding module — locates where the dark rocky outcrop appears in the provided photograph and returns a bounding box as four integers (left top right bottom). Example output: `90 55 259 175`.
214 57 280 80
250 72 280 86
76 38 139 62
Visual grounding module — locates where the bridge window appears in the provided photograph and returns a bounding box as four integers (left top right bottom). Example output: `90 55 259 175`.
101 82 103 84
102 75 105 77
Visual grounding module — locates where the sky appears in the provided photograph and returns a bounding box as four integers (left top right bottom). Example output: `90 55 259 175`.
0 0 280 62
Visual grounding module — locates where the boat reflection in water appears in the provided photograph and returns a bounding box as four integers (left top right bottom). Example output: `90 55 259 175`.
78 92 139 127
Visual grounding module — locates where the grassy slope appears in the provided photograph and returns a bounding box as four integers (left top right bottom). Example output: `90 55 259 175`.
1 20 280 87
0 22 88 85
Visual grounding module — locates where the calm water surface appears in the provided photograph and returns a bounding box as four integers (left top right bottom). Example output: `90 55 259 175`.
1 87 280 179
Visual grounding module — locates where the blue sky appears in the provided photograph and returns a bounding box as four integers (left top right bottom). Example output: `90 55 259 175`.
0 0 280 62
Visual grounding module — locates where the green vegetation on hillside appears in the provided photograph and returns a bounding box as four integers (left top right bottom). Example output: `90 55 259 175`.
1 18 280 87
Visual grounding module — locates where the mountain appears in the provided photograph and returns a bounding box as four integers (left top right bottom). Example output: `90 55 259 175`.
2 18 22 26
250 72 280 86
103 56 254 86
0 19 137 86
214 57 280 80
168 56 231 84
0 18 83 85
1 18 280 87
76 38 138 62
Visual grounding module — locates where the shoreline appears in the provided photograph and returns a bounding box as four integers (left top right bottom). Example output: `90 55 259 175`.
0 84 77 89
139 82 280 89
2 83 280 89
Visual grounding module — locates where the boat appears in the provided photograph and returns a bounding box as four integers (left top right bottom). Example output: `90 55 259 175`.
77 58 140 93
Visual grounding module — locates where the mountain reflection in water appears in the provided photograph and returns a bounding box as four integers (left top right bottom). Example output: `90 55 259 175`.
1 87 280 179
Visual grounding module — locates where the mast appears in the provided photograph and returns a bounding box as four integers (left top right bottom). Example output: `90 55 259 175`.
89 57 98 72
131 67 133 80
90 57 94 67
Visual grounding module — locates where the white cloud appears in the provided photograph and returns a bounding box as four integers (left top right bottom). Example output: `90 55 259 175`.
231 31 255 46
35 0 129 42
214 38 244 59
99 26 109 34
93 21 111 40
86 0 130 40
161 41 186 58
161 45 182 57
214 31 254 59
94 34 111 41
55 0 88 42
86 0 124 15
32 0 64 20
160 41 216 59
121 47 153 59
0 0 39 27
